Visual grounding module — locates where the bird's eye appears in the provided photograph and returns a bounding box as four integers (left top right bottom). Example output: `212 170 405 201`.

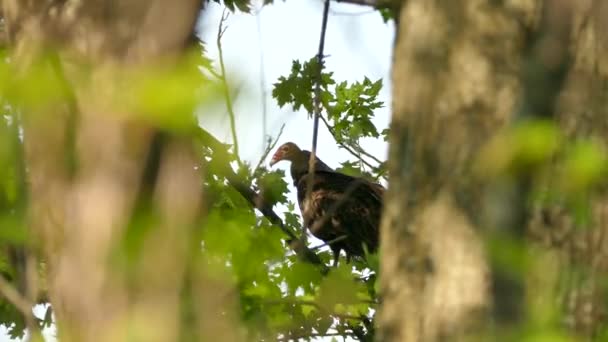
282 146 289 152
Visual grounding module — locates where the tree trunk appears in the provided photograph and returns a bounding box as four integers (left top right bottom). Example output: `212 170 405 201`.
379 0 542 340
0 1 244 341
380 0 608 340
528 0 608 336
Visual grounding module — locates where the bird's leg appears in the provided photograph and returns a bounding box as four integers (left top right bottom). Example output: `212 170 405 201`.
333 254 340 268
331 247 341 268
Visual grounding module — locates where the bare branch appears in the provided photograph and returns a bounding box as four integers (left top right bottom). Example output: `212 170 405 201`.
319 115 380 171
352 140 383 165
334 0 380 7
253 123 285 177
311 234 348 250
254 4 269 146
217 9 241 166
304 0 331 242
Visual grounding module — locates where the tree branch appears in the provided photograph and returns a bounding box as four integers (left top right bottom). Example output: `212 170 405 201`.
0 276 30 317
304 0 331 241
217 9 241 166
254 4 269 145
197 128 328 272
319 115 380 170
351 140 383 166
253 123 284 177
0 276 41 340
334 0 380 7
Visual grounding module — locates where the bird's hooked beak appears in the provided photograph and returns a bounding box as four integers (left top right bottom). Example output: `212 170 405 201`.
269 151 283 167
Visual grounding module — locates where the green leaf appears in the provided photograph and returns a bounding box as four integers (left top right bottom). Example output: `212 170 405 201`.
317 265 362 311
256 169 289 206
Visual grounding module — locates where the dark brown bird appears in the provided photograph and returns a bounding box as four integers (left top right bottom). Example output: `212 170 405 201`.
270 142 383 265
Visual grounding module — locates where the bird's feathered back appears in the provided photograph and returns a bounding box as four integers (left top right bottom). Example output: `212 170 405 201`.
270 142 383 264
295 170 382 261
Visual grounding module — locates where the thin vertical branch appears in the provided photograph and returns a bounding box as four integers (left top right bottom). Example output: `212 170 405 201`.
253 123 285 176
255 5 268 151
217 9 241 165
303 0 331 240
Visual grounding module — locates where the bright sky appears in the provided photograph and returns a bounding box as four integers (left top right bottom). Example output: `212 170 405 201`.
198 0 394 168
1 1 394 340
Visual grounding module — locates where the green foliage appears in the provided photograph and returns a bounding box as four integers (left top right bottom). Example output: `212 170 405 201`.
336 160 374 179
268 52 388 339
0 5 387 341
273 58 335 114
0 109 32 339
255 167 289 207
477 120 561 176
273 57 387 179
328 77 383 140
214 0 253 13
273 58 383 143
0 300 25 339
378 8 395 23
478 120 608 226
558 141 607 194
200 150 378 339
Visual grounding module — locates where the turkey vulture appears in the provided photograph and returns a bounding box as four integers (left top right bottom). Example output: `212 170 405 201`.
269 142 383 265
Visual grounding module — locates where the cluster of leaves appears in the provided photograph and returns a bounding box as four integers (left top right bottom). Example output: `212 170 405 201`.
196 137 378 340
0 7 389 342
261 55 388 338
273 58 383 141
197 123 381 338
0 48 32 337
0 106 40 339
273 57 387 180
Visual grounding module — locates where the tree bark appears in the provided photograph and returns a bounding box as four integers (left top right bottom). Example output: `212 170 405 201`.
379 0 537 340
528 0 608 336
380 0 608 340
0 1 236 341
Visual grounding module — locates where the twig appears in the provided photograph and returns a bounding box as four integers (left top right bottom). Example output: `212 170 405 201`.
255 4 268 148
217 9 241 166
334 0 380 7
304 0 331 241
253 124 285 177
207 68 222 80
319 115 380 171
311 234 348 250
352 140 383 165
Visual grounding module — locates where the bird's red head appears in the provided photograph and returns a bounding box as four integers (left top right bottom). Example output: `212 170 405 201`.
270 142 301 166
